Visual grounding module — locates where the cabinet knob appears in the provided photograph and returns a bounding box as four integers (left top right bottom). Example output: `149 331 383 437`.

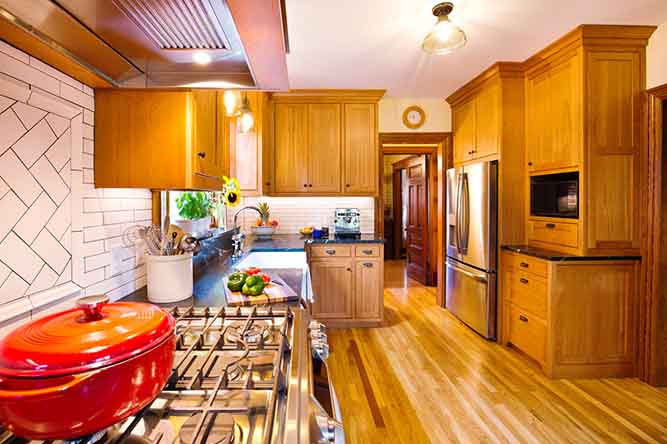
265 182 271 186
362 249 373 255
528 161 533 166
197 151 206 158
304 184 308 188
346 267 352 272
346 184 350 188
308 184 313 188
545 223 556 229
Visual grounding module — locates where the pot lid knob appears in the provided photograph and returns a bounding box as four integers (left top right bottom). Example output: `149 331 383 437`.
76 294 110 321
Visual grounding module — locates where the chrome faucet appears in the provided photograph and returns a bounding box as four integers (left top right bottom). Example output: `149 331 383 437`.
231 206 262 260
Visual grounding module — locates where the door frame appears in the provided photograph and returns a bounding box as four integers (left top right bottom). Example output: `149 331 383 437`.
377 132 452 307
392 167 403 259
641 83 667 386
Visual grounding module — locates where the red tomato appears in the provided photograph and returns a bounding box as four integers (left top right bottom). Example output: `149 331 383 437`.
258 273 271 283
244 267 261 275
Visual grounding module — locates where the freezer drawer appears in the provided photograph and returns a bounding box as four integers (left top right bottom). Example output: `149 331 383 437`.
445 259 497 339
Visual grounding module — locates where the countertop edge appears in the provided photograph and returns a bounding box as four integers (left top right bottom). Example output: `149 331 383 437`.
501 245 641 262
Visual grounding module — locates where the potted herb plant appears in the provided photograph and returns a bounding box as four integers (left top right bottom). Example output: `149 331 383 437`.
174 192 211 235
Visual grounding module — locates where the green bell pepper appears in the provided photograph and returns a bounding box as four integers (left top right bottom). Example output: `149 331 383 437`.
241 275 266 296
227 272 248 292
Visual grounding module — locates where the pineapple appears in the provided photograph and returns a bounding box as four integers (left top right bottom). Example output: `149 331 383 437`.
258 202 270 226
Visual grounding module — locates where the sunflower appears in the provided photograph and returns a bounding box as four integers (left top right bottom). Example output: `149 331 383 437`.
222 176 242 207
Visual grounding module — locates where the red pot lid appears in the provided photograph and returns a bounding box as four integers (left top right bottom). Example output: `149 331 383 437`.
0 295 175 378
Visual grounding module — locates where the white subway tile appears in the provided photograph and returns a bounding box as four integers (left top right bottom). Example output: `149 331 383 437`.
45 114 68 137
82 84 94 96
70 114 82 169
81 239 105 257
26 265 58 296
70 170 83 231
0 72 30 102
0 191 27 240
0 97 14 114
0 273 29 305
45 128 71 171
60 227 72 253
32 229 70 275
85 252 111 271
12 102 46 130
60 83 94 111
0 52 59 95
29 57 82 91
0 178 8 199
47 195 71 239
0 41 29 64
105 236 123 251
0 232 44 283
134 209 151 221
83 168 94 184
0 108 27 155
13 119 56 167
83 139 94 154
82 123 94 140
14 192 56 244
104 210 134 225
30 156 69 205
82 212 103 228
0 261 9 285
0 151 41 206
55 260 72 285
28 87 81 119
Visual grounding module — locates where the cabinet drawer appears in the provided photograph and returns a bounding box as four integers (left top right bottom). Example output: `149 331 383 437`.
508 253 548 278
508 304 547 364
528 220 579 248
510 272 548 317
355 245 381 257
310 245 352 258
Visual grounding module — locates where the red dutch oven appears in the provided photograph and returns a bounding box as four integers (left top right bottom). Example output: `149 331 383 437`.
0 295 176 440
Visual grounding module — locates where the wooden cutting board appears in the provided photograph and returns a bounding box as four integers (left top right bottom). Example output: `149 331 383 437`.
224 274 298 306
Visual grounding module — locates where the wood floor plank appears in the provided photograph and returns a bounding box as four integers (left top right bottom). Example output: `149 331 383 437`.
327 260 667 444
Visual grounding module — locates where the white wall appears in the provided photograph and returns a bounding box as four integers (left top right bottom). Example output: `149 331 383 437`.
378 97 451 132
0 40 149 334
648 21 667 89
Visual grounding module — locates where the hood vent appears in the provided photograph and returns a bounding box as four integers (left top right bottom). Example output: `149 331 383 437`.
112 0 231 50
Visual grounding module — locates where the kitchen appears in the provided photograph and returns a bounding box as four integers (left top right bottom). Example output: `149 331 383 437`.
0 1 667 444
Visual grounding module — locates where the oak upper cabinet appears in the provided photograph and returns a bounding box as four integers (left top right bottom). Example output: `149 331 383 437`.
343 103 378 194
451 97 476 164
95 89 226 190
274 103 309 193
310 259 354 319
269 90 384 196
308 103 341 193
525 50 582 172
229 92 268 196
474 82 501 159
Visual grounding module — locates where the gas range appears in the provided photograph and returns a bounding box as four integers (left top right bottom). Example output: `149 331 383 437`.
0 306 342 444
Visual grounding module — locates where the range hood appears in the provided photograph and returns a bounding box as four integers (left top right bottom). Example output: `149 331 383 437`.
0 0 288 90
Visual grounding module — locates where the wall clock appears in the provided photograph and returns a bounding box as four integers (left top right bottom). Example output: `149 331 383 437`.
402 105 426 129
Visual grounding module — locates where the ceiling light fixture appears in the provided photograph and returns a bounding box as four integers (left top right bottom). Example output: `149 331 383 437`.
238 96 255 134
422 2 467 55
223 90 240 116
192 51 212 65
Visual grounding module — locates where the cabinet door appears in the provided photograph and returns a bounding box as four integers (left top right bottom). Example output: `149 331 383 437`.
452 98 476 165
343 103 377 194
310 259 353 319
308 103 341 193
354 259 382 320
274 103 309 193
549 52 581 170
474 82 500 159
229 92 262 194
191 91 219 177
526 69 552 172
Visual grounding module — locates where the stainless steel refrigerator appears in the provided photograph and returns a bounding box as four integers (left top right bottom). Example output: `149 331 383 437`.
446 160 498 339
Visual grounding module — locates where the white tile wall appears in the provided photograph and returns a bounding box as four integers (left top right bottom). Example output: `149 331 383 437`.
0 40 150 334
229 196 375 233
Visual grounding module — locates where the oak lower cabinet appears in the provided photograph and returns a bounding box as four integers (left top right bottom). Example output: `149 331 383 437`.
501 250 639 379
308 243 384 327
95 89 227 190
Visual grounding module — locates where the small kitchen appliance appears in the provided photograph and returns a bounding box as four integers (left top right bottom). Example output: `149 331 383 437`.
530 171 579 219
333 208 361 237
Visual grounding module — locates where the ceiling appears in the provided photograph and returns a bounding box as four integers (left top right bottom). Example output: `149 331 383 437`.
284 0 667 98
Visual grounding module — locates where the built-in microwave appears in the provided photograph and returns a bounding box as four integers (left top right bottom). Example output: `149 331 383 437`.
530 172 579 219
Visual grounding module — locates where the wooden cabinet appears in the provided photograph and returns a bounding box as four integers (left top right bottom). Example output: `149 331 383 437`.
229 92 268 196
308 243 384 327
95 89 227 190
274 103 309 193
451 98 476 164
343 103 377 194
523 25 652 255
269 90 384 196
501 250 638 378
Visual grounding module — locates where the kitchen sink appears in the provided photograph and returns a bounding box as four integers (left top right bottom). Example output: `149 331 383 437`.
235 251 308 270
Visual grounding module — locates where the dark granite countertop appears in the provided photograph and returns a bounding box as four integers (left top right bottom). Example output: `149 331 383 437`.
304 233 385 244
502 245 641 261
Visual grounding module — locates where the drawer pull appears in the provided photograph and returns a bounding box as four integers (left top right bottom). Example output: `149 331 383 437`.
519 278 529 284
519 315 528 322
362 262 373 268
325 249 336 255
519 262 529 268
362 249 373 255
545 223 556 229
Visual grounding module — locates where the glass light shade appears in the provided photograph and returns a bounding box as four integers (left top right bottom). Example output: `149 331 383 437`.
422 16 467 55
239 111 255 133
223 90 239 117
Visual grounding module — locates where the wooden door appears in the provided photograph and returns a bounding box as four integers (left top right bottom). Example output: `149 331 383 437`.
191 91 219 177
405 156 429 284
274 103 309 193
354 259 382 320
549 52 581 170
308 103 341 193
526 69 552 172
452 98 476 165
343 103 377 194
474 82 500 159
310 259 353 319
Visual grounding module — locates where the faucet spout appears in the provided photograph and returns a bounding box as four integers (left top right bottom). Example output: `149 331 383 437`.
233 206 262 229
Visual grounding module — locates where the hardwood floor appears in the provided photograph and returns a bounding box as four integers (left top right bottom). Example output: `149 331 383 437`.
327 260 667 444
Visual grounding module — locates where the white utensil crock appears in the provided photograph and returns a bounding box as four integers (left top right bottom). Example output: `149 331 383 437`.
146 253 193 303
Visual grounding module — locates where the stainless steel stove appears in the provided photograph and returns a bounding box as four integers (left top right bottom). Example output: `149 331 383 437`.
0 306 343 444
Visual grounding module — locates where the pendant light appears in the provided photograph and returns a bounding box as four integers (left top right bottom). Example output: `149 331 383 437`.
237 94 255 134
223 90 240 117
422 2 467 55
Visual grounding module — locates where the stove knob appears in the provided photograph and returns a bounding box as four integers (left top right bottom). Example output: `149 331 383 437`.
309 320 326 334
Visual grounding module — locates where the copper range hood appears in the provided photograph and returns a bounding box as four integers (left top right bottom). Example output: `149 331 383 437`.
0 0 289 89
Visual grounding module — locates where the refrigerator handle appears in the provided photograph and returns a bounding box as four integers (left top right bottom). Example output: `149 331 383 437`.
455 173 463 254
446 259 488 283
460 172 470 253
